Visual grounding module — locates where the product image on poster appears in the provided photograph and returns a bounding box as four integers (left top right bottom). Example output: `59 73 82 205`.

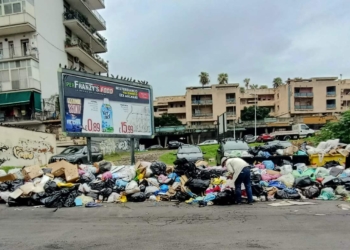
65 97 83 133
60 71 154 138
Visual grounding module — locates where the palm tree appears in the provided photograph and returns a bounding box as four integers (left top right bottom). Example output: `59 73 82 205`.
199 72 210 87
250 84 258 89
273 77 283 88
259 85 268 89
218 73 228 84
243 78 250 89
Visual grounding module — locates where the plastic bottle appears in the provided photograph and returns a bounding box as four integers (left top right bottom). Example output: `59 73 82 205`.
101 98 114 133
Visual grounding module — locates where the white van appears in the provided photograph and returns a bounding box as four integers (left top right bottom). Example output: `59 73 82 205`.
270 124 315 140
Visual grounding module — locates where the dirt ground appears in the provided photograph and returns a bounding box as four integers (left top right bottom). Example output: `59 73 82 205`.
114 150 168 165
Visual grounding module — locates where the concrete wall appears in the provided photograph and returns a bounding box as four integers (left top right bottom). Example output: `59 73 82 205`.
92 137 139 154
0 126 56 167
35 0 68 98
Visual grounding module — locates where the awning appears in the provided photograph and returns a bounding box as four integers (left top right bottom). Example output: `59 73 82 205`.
0 91 32 107
34 92 42 111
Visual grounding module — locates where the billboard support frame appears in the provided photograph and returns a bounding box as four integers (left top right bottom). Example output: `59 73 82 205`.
57 67 155 139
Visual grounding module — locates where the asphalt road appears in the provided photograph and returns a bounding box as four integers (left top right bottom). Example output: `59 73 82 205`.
0 201 349 250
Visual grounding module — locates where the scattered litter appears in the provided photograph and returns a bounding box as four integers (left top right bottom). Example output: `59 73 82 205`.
337 204 350 210
269 201 316 207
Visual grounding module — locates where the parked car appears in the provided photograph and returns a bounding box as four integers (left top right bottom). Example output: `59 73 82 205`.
244 134 258 143
270 123 315 140
265 140 292 149
216 140 252 165
168 141 184 149
256 133 274 142
176 145 205 162
198 139 218 146
49 146 103 164
146 145 163 150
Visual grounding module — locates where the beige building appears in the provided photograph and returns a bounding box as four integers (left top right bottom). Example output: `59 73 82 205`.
154 76 350 126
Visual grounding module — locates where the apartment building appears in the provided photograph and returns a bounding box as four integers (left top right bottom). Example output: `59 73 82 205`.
0 0 107 124
154 77 350 127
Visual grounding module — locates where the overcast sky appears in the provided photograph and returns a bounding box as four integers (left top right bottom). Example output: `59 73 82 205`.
99 0 350 97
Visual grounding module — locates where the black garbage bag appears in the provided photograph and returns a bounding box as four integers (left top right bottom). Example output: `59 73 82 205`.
150 161 167 176
329 167 343 177
294 176 313 188
41 187 79 208
340 177 350 185
323 177 342 188
0 182 9 192
32 192 47 203
300 142 308 152
302 185 320 199
323 160 341 169
44 180 58 194
89 181 105 191
209 169 227 178
251 171 262 182
345 183 350 191
86 191 98 199
139 184 146 193
199 170 211 180
7 197 31 207
5 179 24 192
185 178 210 195
248 147 259 156
63 189 79 207
104 179 115 189
275 190 301 199
251 182 264 197
174 191 191 202
40 191 62 208
99 188 113 201
128 192 146 202
41 168 52 174
214 190 235 205
98 161 112 174
79 175 94 184
174 158 199 178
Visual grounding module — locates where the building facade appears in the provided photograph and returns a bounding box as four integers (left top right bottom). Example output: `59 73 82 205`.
0 0 107 125
154 77 350 127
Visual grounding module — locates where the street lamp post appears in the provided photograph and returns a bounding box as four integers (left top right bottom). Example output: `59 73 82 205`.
250 92 257 138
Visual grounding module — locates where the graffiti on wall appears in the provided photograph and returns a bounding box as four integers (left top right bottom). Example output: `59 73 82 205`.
97 138 139 154
0 127 56 167
99 138 116 155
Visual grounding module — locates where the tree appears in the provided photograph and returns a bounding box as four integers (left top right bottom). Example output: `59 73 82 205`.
241 106 270 121
218 73 228 84
240 87 245 93
250 84 258 89
199 72 210 87
243 78 250 89
314 110 350 144
154 114 182 127
259 85 268 89
273 77 283 88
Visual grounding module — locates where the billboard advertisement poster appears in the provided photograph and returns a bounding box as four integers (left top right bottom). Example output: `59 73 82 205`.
58 69 154 139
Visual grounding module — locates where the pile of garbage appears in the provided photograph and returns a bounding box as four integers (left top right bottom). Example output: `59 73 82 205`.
0 143 350 208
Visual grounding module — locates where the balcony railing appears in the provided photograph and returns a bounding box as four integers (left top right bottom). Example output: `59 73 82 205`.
294 92 313 97
226 98 236 104
91 10 106 27
0 46 39 61
65 39 108 69
226 112 236 117
327 104 336 109
192 113 213 118
63 10 107 46
191 100 213 105
294 105 313 110
326 91 336 96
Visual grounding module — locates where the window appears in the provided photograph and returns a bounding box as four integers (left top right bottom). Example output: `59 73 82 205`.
13 2 20 13
4 4 12 14
301 125 309 130
1 1 24 16
0 70 10 81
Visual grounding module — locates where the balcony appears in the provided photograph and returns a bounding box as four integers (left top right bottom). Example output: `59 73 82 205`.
0 12 36 36
168 107 186 114
0 78 41 92
63 11 107 53
84 0 105 10
326 92 336 97
0 46 39 62
65 39 108 73
226 98 236 104
258 100 275 106
327 104 336 110
65 0 106 30
294 105 313 110
294 93 313 97
191 100 213 105
192 113 213 119
226 112 236 117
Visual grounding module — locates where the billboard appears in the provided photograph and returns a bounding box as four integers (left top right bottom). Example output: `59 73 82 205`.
58 69 154 139
218 112 227 135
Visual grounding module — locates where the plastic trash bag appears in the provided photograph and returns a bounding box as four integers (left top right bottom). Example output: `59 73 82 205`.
262 160 274 170
0 182 9 192
294 176 313 188
317 187 337 200
268 181 286 189
128 192 146 202
295 163 308 173
280 165 293 175
340 177 350 185
292 170 302 178
145 186 159 195
335 185 350 197
159 184 169 194
214 190 235 205
322 176 342 187
323 161 341 169
125 180 140 194
150 161 167 176
115 179 128 191
97 161 112 174
185 178 210 195
89 181 105 191
174 191 191 202
315 167 330 178
277 173 295 188
302 185 320 199
0 191 10 202
262 174 280 181
44 180 58 194
0 169 7 177
329 167 344 177
301 168 316 181
275 190 300 199
251 182 265 197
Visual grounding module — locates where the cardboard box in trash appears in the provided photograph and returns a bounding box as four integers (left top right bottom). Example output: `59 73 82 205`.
47 160 79 182
0 173 17 182
22 165 44 180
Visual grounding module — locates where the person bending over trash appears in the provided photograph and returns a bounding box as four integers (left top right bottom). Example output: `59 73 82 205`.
221 157 253 205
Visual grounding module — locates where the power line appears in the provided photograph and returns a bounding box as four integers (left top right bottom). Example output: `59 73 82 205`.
36 33 66 54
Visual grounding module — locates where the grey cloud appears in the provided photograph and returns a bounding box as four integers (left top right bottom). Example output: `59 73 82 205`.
100 0 350 96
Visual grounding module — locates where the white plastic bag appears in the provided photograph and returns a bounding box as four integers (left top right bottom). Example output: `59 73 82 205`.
0 169 6 177
277 173 295 188
315 167 330 178
276 149 284 156
144 166 153 178
145 186 159 195
147 177 159 188
295 163 307 173
125 180 140 194
280 165 293 175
